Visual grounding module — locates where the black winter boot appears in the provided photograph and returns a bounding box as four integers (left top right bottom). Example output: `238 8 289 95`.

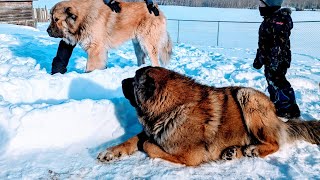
276 103 300 119
268 86 301 118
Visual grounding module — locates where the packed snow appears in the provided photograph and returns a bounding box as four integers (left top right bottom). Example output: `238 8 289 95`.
0 4 319 179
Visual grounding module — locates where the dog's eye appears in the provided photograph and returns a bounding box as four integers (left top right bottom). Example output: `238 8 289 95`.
70 14 77 20
54 18 59 22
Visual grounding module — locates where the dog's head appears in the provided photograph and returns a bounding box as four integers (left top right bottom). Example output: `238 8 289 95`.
122 66 192 116
122 66 158 111
47 1 80 44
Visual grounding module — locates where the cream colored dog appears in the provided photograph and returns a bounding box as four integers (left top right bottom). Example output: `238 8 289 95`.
47 0 172 72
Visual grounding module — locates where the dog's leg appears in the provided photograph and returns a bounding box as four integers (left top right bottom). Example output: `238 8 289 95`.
143 140 189 165
237 88 281 158
97 132 148 162
86 46 107 72
143 141 205 166
145 44 160 66
132 39 146 66
139 38 160 66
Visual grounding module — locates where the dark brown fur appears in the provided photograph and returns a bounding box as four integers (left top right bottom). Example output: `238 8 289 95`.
97 66 320 166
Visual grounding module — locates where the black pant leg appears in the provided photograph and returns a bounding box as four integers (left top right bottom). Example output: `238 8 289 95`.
51 40 76 74
265 68 300 117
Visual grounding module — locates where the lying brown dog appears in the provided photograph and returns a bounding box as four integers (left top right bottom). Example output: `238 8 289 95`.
47 0 172 72
98 66 320 166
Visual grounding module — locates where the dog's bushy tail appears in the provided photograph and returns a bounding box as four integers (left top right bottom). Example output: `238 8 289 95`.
286 119 320 144
159 32 172 66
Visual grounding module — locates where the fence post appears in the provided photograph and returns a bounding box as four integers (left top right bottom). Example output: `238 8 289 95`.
37 8 40 22
33 8 50 23
45 6 48 21
177 20 180 44
216 21 220 47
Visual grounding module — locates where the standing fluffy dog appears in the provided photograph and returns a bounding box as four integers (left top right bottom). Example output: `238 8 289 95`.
98 66 320 166
47 0 172 72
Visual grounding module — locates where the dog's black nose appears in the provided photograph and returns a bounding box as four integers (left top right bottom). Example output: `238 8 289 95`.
47 28 52 34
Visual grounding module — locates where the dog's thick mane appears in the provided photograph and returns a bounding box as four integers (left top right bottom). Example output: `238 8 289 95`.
141 103 192 146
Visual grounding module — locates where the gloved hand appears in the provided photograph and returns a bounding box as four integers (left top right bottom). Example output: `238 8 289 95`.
146 2 159 16
107 0 121 13
253 49 263 69
253 58 263 69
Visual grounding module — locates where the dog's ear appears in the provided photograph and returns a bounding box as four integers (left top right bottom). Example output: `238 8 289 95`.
135 67 156 101
65 6 77 21
142 74 156 100
122 78 138 108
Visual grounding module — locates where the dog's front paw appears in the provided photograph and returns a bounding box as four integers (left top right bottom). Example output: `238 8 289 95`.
221 146 240 160
242 145 259 157
97 149 123 163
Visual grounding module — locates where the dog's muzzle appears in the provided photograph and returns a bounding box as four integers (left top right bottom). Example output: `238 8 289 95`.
46 26 63 38
47 28 53 37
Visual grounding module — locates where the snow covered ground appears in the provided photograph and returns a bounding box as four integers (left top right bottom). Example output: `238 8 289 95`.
0 5 319 179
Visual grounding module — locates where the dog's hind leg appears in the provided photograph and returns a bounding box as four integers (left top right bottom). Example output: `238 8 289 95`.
236 88 282 158
143 140 206 166
143 140 194 165
132 39 146 66
144 43 160 66
138 37 160 66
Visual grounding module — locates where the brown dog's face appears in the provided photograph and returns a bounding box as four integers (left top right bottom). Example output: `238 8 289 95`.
47 1 78 39
122 66 158 111
122 66 188 116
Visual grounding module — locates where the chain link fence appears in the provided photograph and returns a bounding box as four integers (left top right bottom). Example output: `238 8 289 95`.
31 8 320 58
167 19 320 58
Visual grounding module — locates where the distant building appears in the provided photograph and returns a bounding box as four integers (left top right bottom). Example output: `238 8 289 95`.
0 0 36 27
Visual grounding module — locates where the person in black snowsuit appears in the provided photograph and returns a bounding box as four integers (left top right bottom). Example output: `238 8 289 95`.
51 0 159 75
254 0 300 118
